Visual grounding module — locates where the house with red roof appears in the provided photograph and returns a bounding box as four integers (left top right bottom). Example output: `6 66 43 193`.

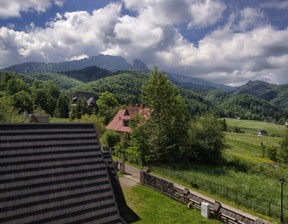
106 104 150 133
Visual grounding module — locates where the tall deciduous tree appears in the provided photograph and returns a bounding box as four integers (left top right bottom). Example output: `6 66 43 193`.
97 91 119 125
134 67 189 163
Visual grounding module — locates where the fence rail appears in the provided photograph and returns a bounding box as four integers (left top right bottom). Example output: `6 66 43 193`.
140 170 270 224
186 174 288 221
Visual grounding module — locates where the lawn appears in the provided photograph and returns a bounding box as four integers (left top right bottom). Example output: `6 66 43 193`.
121 184 221 224
50 117 71 123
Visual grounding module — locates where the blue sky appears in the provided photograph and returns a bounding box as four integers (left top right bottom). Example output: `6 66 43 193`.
0 0 287 86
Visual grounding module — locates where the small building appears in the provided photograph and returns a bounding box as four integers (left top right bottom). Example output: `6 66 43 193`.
258 130 268 136
71 92 98 111
0 123 139 224
106 104 150 133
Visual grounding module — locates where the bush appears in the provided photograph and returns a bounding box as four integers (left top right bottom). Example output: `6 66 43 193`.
266 145 278 162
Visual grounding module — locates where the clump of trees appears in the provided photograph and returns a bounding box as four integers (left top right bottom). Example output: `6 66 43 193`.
0 72 70 121
126 67 226 165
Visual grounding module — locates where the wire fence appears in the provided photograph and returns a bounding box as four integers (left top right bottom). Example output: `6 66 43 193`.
188 175 288 220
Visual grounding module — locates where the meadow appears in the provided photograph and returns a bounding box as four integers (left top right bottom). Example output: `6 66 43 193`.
148 118 288 222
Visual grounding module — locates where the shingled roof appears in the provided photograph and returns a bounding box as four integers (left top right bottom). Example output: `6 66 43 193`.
0 123 139 224
106 104 150 133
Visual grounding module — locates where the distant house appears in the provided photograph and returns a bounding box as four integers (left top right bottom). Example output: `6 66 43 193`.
106 104 150 133
71 92 98 111
258 130 268 136
0 123 140 224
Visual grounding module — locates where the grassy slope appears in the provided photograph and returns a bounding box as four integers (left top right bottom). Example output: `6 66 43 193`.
147 119 287 223
122 184 221 224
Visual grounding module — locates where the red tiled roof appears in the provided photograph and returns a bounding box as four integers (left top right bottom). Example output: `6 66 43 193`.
106 105 150 133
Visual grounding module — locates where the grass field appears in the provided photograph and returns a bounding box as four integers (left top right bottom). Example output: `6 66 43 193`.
122 184 221 224
145 118 288 222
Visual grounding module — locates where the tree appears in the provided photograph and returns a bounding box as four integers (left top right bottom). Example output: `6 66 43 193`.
102 130 120 151
278 130 288 164
74 114 106 138
70 98 88 120
184 113 225 163
128 114 151 165
12 90 34 113
133 67 189 163
97 91 119 125
6 77 29 95
54 94 70 118
0 96 23 123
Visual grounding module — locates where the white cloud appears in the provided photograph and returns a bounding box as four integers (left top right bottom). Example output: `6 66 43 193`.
260 1 288 10
68 54 89 61
0 1 288 86
0 0 65 18
122 0 226 28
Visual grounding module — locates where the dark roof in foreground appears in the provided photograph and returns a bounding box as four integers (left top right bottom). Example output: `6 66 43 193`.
0 123 139 224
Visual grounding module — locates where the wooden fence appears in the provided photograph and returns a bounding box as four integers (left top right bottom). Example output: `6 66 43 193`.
140 169 269 224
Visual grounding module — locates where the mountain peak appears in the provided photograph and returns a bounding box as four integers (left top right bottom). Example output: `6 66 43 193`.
132 59 149 70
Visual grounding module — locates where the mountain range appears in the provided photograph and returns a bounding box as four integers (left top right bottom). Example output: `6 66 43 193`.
1 54 288 122
1 54 235 91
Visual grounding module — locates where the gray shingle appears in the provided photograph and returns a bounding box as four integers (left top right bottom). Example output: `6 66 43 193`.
0 123 139 224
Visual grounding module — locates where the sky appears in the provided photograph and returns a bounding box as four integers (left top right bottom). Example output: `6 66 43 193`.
0 0 287 86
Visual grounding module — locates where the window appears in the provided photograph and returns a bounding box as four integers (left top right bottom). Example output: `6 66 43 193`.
123 120 130 127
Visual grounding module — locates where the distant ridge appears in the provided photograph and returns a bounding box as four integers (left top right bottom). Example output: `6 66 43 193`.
232 80 276 96
1 54 149 74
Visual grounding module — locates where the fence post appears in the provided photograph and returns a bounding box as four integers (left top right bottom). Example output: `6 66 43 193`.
269 201 271 217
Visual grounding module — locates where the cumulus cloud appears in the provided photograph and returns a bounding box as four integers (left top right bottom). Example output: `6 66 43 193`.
122 0 226 28
0 1 288 86
0 0 65 18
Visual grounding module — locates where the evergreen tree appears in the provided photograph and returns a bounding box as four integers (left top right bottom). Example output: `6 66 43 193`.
54 94 70 118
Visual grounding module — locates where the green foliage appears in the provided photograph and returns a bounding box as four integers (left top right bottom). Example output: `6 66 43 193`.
69 98 88 120
114 133 130 160
28 72 83 90
31 79 61 115
138 67 189 163
97 91 119 125
63 66 113 83
6 76 29 95
102 130 120 150
73 71 148 105
0 96 23 123
74 114 106 138
128 115 151 165
184 113 226 163
54 94 70 118
278 130 288 164
12 90 34 113
219 94 287 122
222 119 228 131
266 145 278 162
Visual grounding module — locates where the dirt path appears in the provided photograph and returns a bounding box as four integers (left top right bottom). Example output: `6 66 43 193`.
119 163 140 189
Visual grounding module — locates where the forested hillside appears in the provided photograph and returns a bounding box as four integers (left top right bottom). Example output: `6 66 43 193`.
62 66 113 83
72 71 211 115
233 80 288 111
